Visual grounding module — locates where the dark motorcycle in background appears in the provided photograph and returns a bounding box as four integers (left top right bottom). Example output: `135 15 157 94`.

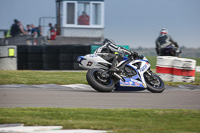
160 45 181 57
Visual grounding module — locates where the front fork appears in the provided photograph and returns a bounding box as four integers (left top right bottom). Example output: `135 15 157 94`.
146 70 152 76
145 70 157 81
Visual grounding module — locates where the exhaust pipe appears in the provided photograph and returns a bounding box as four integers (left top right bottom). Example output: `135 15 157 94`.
113 72 125 82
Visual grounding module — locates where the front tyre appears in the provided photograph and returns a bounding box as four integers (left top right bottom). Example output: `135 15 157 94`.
144 72 165 93
86 69 115 92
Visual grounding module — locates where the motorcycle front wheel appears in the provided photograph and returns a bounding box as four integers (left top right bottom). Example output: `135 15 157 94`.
144 71 165 93
86 68 115 92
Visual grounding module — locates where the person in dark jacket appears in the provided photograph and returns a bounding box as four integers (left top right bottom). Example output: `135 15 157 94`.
155 28 181 56
94 38 139 72
10 19 21 37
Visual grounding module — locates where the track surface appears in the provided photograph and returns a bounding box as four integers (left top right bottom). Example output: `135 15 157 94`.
0 84 200 109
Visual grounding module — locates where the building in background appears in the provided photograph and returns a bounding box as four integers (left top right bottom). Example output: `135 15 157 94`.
56 0 105 44
0 0 105 45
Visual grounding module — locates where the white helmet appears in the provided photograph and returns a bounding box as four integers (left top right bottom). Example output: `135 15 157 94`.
160 28 168 34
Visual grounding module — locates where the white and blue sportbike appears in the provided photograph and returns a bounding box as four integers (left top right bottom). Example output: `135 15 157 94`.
77 54 165 93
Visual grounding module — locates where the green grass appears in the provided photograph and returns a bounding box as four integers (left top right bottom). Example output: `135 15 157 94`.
0 70 87 85
0 70 200 86
0 108 199 133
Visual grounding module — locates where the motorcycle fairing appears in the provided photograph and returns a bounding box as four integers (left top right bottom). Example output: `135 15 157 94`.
119 76 145 88
77 54 112 70
118 59 151 88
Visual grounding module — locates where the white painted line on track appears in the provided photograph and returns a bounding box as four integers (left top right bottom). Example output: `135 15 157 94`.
0 124 108 133
61 84 93 90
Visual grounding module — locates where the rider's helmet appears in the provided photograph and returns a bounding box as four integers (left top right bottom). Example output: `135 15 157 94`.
102 38 115 45
160 28 168 35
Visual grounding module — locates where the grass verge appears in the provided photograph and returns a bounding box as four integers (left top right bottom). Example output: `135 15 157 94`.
0 70 200 86
0 108 200 133
0 70 87 85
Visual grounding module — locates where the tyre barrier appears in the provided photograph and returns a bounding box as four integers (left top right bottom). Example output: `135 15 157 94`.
59 45 74 54
59 62 73 70
156 56 177 81
28 45 43 54
16 45 92 70
28 62 43 70
17 45 28 69
15 44 129 70
59 54 73 62
156 56 196 83
28 46 43 70
172 58 196 83
73 45 91 54
43 45 60 54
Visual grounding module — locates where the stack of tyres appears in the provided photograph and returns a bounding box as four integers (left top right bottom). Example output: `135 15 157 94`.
43 45 59 70
172 58 196 82
28 45 43 70
73 45 91 70
59 45 74 70
17 45 28 70
156 56 177 81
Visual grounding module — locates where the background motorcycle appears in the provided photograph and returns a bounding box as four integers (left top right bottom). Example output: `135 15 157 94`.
160 45 181 57
77 54 165 93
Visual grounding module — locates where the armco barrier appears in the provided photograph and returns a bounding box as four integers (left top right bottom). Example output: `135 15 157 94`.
156 56 196 83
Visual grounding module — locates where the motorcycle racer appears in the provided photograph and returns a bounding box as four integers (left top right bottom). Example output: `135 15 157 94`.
94 38 139 72
155 28 181 56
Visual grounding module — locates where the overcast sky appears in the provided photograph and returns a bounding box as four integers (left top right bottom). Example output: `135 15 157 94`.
0 0 199 48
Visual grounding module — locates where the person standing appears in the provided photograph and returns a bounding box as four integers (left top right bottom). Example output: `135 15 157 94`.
36 25 42 37
10 19 20 37
18 21 25 34
30 24 37 37
25 24 31 35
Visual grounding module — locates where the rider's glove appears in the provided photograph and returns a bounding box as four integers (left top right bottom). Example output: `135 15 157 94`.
138 55 144 59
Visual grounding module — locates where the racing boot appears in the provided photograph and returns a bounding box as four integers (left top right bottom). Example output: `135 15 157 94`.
109 56 120 72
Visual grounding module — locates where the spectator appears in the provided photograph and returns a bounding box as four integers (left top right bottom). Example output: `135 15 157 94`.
78 11 90 25
48 23 54 31
36 25 42 37
25 24 31 35
48 23 56 40
30 24 37 37
54 24 57 32
18 21 25 34
10 19 21 37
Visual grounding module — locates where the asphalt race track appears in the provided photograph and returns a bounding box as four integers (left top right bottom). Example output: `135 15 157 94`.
0 84 200 110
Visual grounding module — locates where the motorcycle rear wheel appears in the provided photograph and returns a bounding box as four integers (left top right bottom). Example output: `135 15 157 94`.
144 72 165 93
86 68 115 92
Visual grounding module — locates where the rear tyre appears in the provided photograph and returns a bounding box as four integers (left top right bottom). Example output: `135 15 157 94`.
144 72 165 93
86 69 115 92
